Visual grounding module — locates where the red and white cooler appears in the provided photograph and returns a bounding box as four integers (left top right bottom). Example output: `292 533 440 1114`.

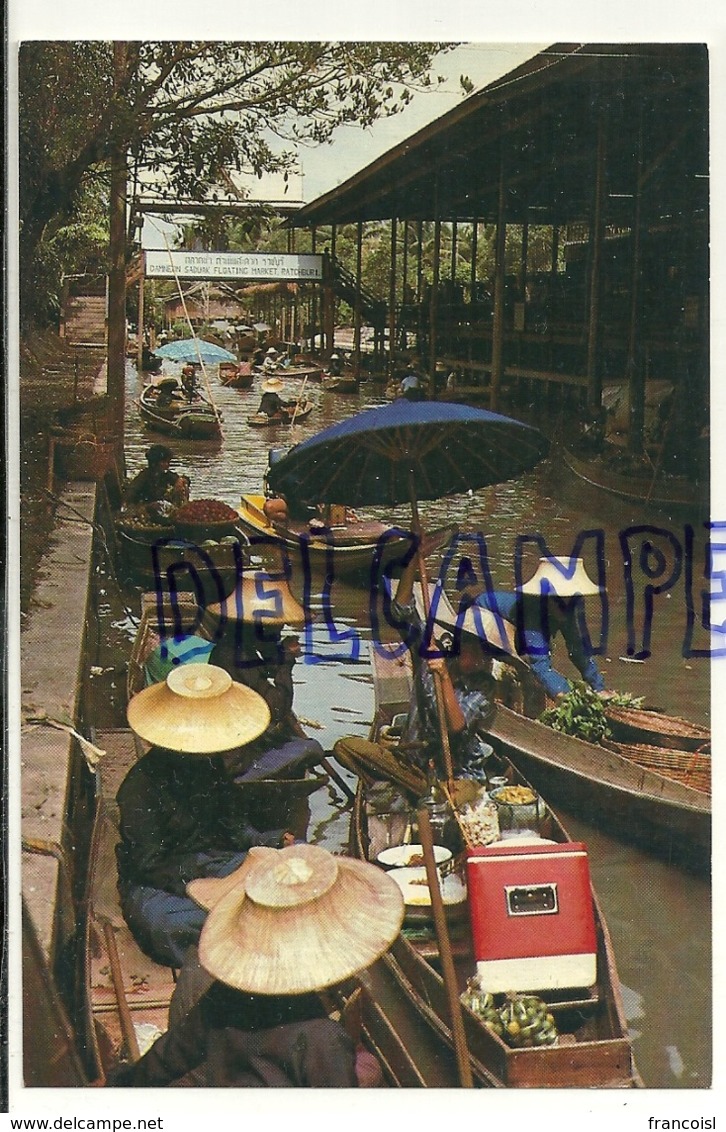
466 839 597 993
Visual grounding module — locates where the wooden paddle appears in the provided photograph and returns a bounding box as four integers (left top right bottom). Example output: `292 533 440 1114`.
417 807 473 1087
289 375 309 428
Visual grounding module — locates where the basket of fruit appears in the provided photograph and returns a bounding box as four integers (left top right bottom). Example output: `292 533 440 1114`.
173 498 241 542
115 507 176 543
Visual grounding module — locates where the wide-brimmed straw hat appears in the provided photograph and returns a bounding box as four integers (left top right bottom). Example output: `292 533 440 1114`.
407 581 518 658
519 557 602 597
198 843 404 995
203 569 306 628
127 663 271 754
261 377 285 393
187 846 278 911
266 347 278 356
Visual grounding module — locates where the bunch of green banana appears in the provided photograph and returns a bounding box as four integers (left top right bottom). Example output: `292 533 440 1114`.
460 979 505 1037
499 992 559 1048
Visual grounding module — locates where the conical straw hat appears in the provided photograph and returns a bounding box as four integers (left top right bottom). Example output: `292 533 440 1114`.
127 663 270 754
519 557 602 597
261 377 285 393
187 846 278 911
204 569 305 628
412 581 518 657
199 844 404 995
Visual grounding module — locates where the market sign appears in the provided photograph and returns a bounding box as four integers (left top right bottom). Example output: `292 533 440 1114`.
145 250 324 282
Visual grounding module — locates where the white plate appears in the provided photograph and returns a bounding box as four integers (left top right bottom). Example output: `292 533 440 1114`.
376 844 452 869
389 866 468 907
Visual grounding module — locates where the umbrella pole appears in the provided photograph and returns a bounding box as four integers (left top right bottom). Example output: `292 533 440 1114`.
410 482 456 791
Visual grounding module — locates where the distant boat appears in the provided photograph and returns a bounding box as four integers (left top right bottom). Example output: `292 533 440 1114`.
138 380 222 440
246 399 314 428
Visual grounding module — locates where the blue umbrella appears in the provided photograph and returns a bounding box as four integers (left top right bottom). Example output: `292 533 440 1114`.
266 398 549 509
155 338 237 364
267 399 549 793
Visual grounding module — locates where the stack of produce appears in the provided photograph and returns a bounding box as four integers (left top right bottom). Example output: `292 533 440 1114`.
461 981 559 1048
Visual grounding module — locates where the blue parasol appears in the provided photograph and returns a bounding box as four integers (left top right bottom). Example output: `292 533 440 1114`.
266 398 549 509
155 339 237 364
267 398 549 786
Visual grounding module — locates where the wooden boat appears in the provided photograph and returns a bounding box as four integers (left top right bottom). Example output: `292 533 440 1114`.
562 445 705 512
219 362 254 389
340 645 642 1088
138 382 222 440
237 493 450 579
253 363 323 382
411 589 711 871
246 399 314 428
322 374 359 394
115 526 248 599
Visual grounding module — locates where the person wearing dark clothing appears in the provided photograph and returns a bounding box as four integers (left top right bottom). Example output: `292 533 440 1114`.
257 377 292 418
475 556 609 700
107 977 357 1088
107 843 403 1088
124 444 189 507
116 747 290 968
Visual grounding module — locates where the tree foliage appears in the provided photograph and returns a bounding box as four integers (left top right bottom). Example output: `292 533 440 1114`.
19 40 451 326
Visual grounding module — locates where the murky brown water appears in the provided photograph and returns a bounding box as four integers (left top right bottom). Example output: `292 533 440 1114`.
94 360 712 1089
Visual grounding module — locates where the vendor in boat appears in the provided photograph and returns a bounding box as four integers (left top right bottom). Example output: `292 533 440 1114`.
181 364 199 401
328 352 343 376
106 844 402 1087
474 556 612 701
261 346 280 374
398 358 426 402
336 543 497 783
117 665 299 969
257 376 293 418
124 444 190 508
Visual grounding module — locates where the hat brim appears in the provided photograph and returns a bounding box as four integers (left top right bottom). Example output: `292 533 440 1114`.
199 856 404 995
411 582 519 658
127 678 270 753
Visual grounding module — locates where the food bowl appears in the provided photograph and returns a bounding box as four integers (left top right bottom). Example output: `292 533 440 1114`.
376 844 452 870
389 866 468 923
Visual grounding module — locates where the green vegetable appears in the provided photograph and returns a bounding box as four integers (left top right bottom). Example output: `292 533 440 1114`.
539 682 612 744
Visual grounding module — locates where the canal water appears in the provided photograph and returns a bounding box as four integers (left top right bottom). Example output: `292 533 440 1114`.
92 359 712 1089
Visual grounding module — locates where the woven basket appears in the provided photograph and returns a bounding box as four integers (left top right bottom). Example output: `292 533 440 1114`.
604 739 711 795
54 430 118 481
604 706 710 752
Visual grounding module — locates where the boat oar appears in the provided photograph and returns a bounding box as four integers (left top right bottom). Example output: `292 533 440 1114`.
417 807 474 1088
289 375 309 428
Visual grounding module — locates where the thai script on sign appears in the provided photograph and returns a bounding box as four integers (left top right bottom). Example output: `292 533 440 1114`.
149 524 721 669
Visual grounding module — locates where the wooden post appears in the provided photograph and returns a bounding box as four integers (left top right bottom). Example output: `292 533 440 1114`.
429 181 441 395
136 259 145 372
627 109 646 455
401 219 409 351
470 218 478 307
587 112 607 414
107 41 129 460
416 219 424 355
388 217 398 377
491 152 507 411
354 221 363 371
310 227 318 355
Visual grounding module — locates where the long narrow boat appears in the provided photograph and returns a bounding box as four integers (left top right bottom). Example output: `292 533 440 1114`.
246 399 314 428
138 382 222 440
412 591 711 872
237 492 451 579
253 363 323 382
562 445 705 512
341 645 642 1088
322 374 359 394
488 705 710 871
